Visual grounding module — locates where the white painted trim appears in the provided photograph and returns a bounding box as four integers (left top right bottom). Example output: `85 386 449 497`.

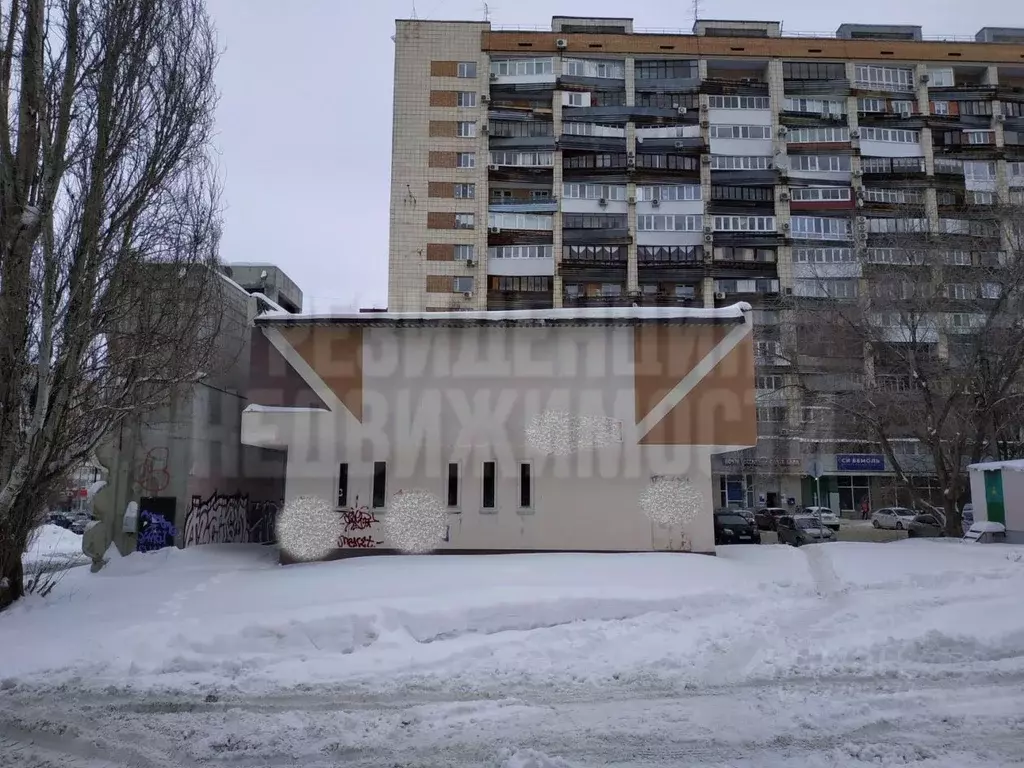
636 322 753 441
262 327 347 415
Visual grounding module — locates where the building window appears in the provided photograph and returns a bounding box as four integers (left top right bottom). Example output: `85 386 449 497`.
636 213 702 231
457 121 477 138
337 463 349 508
709 155 773 171
489 212 554 230
563 58 625 79
563 213 628 229
482 461 496 509
457 62 477 78
857 98 886 113
784 97 845 115
447 463 460 509
932 100 950 115
489 150 554 167
519 462 533 509
926 67 954 87
981 282 1002 299
635 59 698 79
707 95 771 109
755 340 782 360
709 124 772 139
490 57 554 77
490 120 553 138
638 245 701 263
854 65 914 91
756 375 783 390
455 213 475 229
959 100 992 116
454 276 474 293
783 61 847 80
372 461 387 509
713 246 776 263
457 152 475 168
860 127 920 143
561 122 626 137
790 216 852 240
457 91 477 107
490 275 552 292
946 283 974 300
454 244 475 261
488 244 553 259
715 278 779 294
713 215 776 232
756 406 787 423
794 278 859 299
790 187 851 202
790 155 851 172
636 184 701 201
633 154 699 170
861 187 922 204
454 183 475 199
794 247 853 263
564 91 587 107
634 92 699 109
562 182 628 200
787 127 849 143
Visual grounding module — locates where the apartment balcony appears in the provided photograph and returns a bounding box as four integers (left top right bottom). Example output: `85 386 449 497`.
487 244 555 277
488 199 558 214
562 214 630 246
489 57 556 87
633 288 702 308
559 245 628 281
557 57 626 92
709 245 779 275
488 151 555 183
558 122 628 153
562 293 632 309
486 289 554 311
707 183 775 214
562 151 630 180
859 156 927 181
933 130 1001 160
637 245 704 279
632 153 701 181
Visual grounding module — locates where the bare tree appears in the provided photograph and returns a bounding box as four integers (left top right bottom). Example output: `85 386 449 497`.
0 0 222 608
787 200 1024 535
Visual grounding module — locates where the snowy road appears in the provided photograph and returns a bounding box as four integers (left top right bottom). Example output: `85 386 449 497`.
3 541 1024 767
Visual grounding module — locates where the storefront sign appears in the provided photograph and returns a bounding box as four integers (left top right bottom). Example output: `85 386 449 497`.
721 457 801 468
836 454 885 472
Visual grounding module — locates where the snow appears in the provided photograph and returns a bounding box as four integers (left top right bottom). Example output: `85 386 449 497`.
21 524 88 572
1 540 1023 767
257 302 753 325
969 458 1024 472
243 403 328 413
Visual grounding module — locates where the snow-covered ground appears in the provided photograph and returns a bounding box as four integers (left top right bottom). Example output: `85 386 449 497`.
2 540 1024 767
21 524 89 574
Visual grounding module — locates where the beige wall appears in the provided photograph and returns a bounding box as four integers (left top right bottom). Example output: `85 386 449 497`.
243 316 757 555
389 21 489 312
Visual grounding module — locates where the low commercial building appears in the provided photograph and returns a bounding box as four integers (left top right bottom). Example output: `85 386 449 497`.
241 304 758 557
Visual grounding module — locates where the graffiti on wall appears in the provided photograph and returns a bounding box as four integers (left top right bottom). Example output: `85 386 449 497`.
338 503 381 549
135 446 171 494
184 491 280 547
138 511 177 552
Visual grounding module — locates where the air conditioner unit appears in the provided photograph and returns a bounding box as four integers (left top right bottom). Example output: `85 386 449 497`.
700 120 709 129
777 126 789 137
701 155 712 165
489 226 502 233
700 103 708 112
996 113 1006 122
627 195 636 204
856 198 864 207
490 72 498 81
466 259 477 267
598 197 608 206
481 94 489 103
780 191 790 202
651 198 660 207
782 222 790 231
488 164 500 171
850 129 860 139
715 291 726 299
852 169 863 178
920 73 930 83
677 106 688 115
704 234 713 243
556 38 568 49
463 291 473 298
674 140 687 149
480 123 489 134
703 225 713 234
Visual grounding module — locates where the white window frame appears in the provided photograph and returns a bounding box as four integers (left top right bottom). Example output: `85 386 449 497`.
787 127 850 144
784 97 845 115
931 100 950 115
455 213 475 229
981 282 1002 299
487 212 554 231
854 65 914 92
708 124 772 139
789 187 852 202
861 187 923 204
794 247 854 263
710 155 773 171
636 184 701 201
454 183 475 199
636 214 703 232
860 127 921 143
489 151 554 168
457 152 476 168
790 155 851 172
926 68 955 87
490 57 554 77
454 244 475 261
708 95 771 109
713 215 776 232
457 91 477 107
790 216 853 240
457 121 477 138
561 183 627 200
457 62 477 78
946 283 974 300
488 244 553 259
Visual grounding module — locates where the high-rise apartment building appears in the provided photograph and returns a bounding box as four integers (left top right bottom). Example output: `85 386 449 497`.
388 15 1024 512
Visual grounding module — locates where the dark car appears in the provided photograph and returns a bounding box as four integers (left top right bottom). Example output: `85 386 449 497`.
714 512 761 545
716 507 757 527
907 513 945 538
754 507 789 531
776 515 834 547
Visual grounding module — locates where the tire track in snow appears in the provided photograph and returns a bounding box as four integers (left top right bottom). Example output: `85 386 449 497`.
703 544 849 686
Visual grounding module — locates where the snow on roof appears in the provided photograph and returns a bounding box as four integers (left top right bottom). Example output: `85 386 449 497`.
256 303 752 327
969 459 1024 472
251 292 287 314
244 404 329 414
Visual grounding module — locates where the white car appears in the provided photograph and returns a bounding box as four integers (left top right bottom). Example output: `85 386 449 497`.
871 507 917 530
803 506 841 532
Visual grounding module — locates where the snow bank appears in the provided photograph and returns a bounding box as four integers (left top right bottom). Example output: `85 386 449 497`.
22 524 88 572
2 540 1023 701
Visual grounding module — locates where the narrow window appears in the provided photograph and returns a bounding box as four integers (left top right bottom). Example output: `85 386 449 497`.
447 463 460 509
337 463 349 508
482 461 496 509
519 462 532 509
372 461 387 509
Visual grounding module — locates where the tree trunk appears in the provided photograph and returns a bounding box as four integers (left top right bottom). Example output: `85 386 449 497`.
0 530 27 611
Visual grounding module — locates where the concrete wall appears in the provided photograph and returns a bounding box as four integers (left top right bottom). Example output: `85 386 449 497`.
970 466 1024 543
243 314 757 556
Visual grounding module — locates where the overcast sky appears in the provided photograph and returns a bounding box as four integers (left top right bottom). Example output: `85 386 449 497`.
207 0 1022 312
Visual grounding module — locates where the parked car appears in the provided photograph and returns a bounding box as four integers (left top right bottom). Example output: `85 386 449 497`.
717 507 757 527
776 515 835 547
907 513 945 538
871 507 917 530
713 511 761 545
802 506 841 532
754 507 789 531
